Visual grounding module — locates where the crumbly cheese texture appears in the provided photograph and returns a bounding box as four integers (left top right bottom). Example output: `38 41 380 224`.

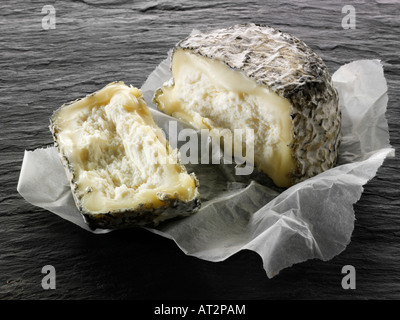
154 24 341 187
156 49 294 187
50 82 199 228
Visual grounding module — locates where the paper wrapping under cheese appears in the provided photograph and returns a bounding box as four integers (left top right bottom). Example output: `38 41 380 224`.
18 59 394 277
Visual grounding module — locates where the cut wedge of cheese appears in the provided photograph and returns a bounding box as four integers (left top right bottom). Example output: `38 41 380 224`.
50 82 200 230
154 24 341 188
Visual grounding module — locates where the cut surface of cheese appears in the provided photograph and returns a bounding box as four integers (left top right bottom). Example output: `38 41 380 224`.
157 49 295 187
50 82 200 229
154 24 341 187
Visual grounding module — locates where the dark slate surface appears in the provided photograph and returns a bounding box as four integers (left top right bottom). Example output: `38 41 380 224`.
0 0 399 299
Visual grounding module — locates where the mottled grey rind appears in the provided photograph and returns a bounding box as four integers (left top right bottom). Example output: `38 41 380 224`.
49 82 201 230
81 195 200 230
154 23 341 186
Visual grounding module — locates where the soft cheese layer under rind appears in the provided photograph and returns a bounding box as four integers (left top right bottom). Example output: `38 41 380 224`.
156 49 295 187
51 82 198 217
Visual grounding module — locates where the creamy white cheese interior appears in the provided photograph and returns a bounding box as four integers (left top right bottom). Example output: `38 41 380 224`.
53 83 197 213
156 49 295 187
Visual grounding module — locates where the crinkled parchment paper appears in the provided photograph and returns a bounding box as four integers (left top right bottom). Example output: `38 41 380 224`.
17 59 395 277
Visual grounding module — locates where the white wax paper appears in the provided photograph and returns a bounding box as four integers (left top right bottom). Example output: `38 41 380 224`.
17 59 395 277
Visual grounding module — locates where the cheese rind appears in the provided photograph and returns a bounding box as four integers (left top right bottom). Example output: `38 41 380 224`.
154 24 341 187
50 82 200 230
